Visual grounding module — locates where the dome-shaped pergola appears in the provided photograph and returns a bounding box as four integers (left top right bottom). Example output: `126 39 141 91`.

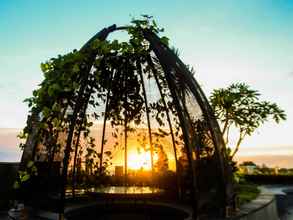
19 18 234 219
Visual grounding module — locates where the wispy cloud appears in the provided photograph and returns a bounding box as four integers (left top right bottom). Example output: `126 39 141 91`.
236 155 293 168
0 128 22 162
0 128 21 149
237 145 293 156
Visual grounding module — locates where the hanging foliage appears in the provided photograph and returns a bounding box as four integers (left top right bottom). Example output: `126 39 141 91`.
19 16 235 218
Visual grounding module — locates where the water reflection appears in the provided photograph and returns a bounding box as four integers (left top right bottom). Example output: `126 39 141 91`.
91 186 163 194
66 186 163 196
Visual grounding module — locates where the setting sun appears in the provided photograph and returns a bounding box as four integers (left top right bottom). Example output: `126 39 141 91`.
127 149 153 170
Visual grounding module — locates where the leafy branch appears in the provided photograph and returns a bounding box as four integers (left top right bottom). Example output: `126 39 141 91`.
210 82 286 159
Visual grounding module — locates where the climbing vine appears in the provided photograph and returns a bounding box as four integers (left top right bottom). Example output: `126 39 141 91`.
19 16 176 179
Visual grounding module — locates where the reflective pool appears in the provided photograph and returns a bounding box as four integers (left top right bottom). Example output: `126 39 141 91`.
89 186 163 194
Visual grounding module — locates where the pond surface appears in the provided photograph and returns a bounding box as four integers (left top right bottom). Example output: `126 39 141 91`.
66 186 164 197
90 186 163 194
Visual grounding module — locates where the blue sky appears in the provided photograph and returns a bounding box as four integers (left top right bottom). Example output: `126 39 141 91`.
0 0 292 157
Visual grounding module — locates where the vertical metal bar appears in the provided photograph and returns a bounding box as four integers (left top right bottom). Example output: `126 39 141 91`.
60 79 88 219
147 55 181 198
71 96 90 197
124 116 128 186
59 25 118 220
72 130 81 197
143 30 199 218
48 106 67 169
23 108 41 167
123 61 128 186
136 61 154 179
99 71 114 175
72 80 95 197
163 71 198 217
144 29 228 215
47 108 66 197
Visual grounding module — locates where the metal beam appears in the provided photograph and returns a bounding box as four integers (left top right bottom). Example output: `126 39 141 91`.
136 60 154 179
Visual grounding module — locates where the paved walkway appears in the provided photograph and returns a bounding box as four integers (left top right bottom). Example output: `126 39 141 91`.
261 185 293 220
0 211 8 220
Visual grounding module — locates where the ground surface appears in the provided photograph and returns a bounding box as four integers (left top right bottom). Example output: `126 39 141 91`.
0 213 8 220
262 185 293 220
2 185 293 220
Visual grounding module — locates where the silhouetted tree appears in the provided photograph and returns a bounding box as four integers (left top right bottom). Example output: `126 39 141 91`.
210 83 286 159
155 144 169 172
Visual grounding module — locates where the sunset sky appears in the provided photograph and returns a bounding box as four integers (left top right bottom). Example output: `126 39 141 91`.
0 1 292 165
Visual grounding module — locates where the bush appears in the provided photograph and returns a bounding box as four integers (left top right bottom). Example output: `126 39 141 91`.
244 174 293 185
236 183 260 206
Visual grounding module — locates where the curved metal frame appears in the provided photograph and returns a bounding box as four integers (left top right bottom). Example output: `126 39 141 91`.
21 24 232 219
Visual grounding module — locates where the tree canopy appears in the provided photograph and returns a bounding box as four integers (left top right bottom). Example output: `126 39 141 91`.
210 82 286 159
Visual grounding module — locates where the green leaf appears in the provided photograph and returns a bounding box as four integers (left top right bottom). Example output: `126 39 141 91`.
52 103 61 112
210 82 286 159
40 63 50 73
17 131 27 139
21 174 30 182
48 86 54 97
72 64 80 73
160 36 169 45
13 181 20 189
42 107 51 118
26 161 34 168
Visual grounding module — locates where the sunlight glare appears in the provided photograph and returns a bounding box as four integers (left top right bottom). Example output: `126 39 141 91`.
128 148 152 170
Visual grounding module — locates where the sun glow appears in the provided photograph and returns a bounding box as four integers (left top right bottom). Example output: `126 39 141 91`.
127 149 153 170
